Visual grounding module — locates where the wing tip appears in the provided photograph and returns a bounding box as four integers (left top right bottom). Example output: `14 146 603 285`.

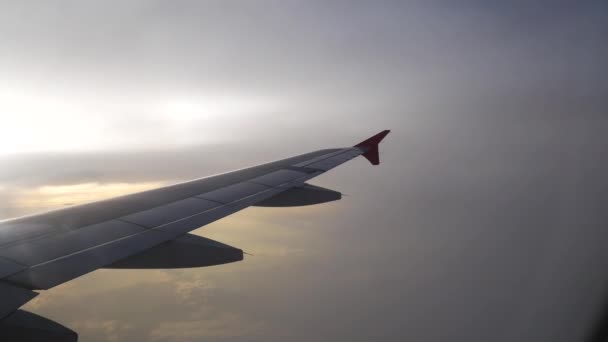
354 130 391 165
354 130 391 148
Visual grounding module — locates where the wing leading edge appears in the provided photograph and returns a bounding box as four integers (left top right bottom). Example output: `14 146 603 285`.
0 130 390 319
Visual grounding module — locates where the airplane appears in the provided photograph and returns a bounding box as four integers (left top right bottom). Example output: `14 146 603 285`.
0 130 390 341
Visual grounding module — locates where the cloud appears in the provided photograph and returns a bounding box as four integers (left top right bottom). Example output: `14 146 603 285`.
149 313 267 341
70 320 133 342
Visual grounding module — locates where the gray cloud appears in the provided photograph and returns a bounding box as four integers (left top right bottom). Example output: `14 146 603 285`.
1 1 608 341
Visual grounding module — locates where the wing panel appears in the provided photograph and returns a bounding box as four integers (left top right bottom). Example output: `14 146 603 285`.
153 188 286 237
224 187 287 211
293 150 345 167
196 182 270 204
0 220 144 267
248 169 307 187
307 149 362 171
120 198 220 228
0 223 55 248
153 206 237 237
307 160 341 171
0 257 26 278
7 229 171 289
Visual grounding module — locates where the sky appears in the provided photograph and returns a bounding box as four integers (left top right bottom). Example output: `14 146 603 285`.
0 1 608 341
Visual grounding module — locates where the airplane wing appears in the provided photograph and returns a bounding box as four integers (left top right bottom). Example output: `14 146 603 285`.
0 130 390 321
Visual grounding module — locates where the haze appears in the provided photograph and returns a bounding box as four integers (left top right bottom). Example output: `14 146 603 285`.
1 1 607 341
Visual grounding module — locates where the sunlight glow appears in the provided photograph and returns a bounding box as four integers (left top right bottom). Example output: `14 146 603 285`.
0 82 283 155
13 181 166 212
160 95 280 121
0 86 106 155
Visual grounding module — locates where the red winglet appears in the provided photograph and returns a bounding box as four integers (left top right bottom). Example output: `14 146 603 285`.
354 130 391 165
